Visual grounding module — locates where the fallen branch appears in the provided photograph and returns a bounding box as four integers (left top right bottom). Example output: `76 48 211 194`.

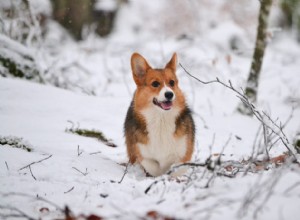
28 165 36 181
72 167 88 176
5 161 9 171
145 179 167 194
89 151 102 155
77 145 83 156
64 186 75 194
19 155 52 171
118 161 129 184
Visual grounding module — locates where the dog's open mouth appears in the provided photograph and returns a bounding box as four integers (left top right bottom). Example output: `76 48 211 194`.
153 98 172 110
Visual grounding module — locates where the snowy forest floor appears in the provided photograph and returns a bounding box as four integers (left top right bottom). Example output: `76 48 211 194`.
1 1 300 220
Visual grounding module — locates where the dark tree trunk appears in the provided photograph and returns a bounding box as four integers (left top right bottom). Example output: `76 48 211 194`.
51 0 125 40
238 0 272 115
93 9 117 37
51 0 95 40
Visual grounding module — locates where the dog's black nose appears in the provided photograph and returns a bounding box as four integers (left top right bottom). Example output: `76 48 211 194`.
165 91 174 100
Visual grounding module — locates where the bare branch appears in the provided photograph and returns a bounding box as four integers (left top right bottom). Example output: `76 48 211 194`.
64 186 75 194
77 145 83 156
180 63 299 163
5 161 9 171
89 151 102 155
28 165 36 181
145 178 166 194
19 155 53 171
118 161 129 184
72 167 88 176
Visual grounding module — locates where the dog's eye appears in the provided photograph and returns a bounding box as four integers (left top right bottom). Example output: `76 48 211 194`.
151 81 160 88
169 80 175 87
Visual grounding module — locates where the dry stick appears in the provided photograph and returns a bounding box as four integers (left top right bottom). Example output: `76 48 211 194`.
205 134 233 188
28 165 36 181
64 186 75 194
266 107 294 148
145 178 166 194
72 167 88 176
243 125 263 176
5 161 9 171
262 123 270 159
67 120 75 130
77 145 83 156
89 151 102 155
19 155 53 171
167 162 207 176
118 161 129 184
180 63 299 163
181 168 197 194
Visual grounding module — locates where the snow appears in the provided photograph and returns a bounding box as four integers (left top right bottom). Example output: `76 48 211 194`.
95 0 118 11
1 0 300 219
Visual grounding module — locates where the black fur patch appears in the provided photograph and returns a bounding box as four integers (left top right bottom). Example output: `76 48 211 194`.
124 101 147 139
175 106 195 139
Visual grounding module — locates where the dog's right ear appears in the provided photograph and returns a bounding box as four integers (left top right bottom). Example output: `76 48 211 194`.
131 53 151 86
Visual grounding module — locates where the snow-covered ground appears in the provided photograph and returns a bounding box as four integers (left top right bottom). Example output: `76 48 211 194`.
1 0 300 219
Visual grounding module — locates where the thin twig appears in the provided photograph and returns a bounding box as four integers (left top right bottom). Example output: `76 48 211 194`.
64 186 75 194
89 151 102 155
72 167 88 176
28 165 36 180
77 145 83 156
166 162 207 176
19 155 53 171
118 161 129 184
5 161 9 171
145 179 166 194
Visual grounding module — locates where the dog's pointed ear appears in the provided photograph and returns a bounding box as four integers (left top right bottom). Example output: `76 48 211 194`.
165 53 177 71
131 53 152 86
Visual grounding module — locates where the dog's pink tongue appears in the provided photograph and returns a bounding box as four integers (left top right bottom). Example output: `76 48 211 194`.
161 101 172 110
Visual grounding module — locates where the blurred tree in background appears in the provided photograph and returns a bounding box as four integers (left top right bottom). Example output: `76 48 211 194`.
51 0 95 40
238 0 300 115
51 0 125 40
280 0 300 41
238 0 272 115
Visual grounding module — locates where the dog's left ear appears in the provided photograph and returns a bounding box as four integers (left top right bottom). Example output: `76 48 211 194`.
165 53 177 72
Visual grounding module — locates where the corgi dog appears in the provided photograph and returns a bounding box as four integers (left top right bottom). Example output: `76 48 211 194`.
124 53 195 177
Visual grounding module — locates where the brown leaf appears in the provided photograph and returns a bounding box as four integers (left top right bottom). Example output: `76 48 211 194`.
39 207 49 213
86 214 102 220
146 210 175 220
270 154 288 165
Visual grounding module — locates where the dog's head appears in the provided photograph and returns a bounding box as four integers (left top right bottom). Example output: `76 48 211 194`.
131 53 185 112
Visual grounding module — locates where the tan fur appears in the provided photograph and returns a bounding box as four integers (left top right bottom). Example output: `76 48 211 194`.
124 53 195 176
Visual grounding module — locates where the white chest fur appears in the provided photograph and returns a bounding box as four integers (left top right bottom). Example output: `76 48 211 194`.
138 107 187 176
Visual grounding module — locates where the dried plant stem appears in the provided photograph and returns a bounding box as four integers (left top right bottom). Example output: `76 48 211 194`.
19 155 52 171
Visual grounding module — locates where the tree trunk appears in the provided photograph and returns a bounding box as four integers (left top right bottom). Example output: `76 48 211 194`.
51 0 95 40
238 0 272 115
